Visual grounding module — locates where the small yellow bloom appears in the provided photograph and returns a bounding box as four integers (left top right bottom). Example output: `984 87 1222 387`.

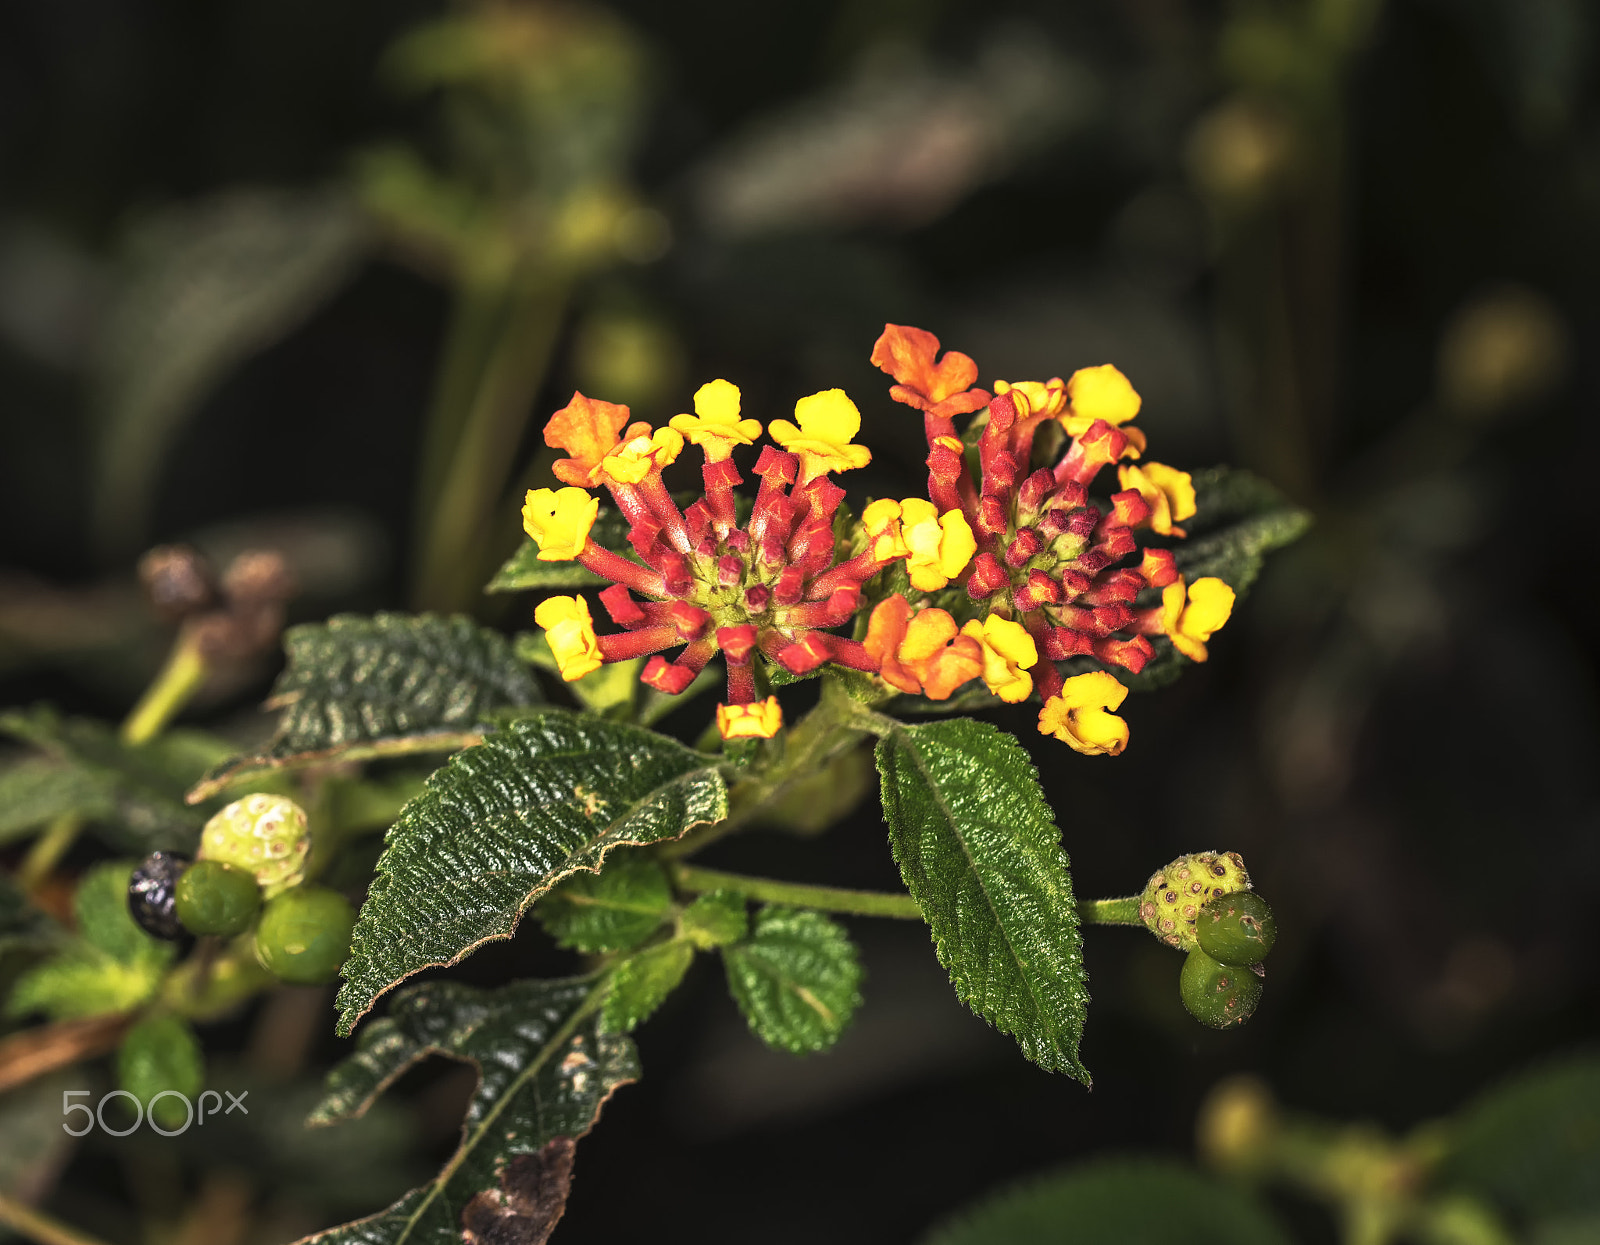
668 379 763 462
717 696 783 739
901 498 976 592
599 424 685 484
1161 576 1236 663
533 595 603 681
1118 461 1197 536
960 616 1039 703
1062 364 1142 436
994 378 1067 419
861 498 911 561
768 389 872 480
1038 671 1130 756
521 486 599 561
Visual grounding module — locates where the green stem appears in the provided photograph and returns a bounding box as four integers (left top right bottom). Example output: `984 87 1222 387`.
0 1192 116 1245
18 814 82 892
672 864 923 920
1079 895 1144 926
120 631 208 746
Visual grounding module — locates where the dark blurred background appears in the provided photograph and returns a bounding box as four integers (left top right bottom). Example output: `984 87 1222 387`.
1 1 1597 1242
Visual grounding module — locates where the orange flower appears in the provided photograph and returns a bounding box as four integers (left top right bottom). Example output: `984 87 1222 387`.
864 595 983 700
546 392 633 487
870 324 991 420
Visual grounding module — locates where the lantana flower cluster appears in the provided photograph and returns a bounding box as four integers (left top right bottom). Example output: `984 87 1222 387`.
521 325 1234 752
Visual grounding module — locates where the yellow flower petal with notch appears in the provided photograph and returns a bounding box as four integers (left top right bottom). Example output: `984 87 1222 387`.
1117 461 1197 537
767 389 872 479
1038 671 1130 756
960 616 1039 703
1062 364 1142 436
900 498 976 591
599 425 685 485
521 486 599 561
994 378 1067 419
862 498 910 561
717 696 783 739
1161 576 1235 662
533 595 603 681
668 379 763 462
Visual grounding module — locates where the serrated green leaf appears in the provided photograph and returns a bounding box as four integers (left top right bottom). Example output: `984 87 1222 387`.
7 861 175 1020
1173 465 1312 592
302 978 636 1245
535 854 674 953
1438 1055 1600 1222
118 1013 204 1129
0 758 115 845
601 941 693 1034
875 718 1089 1081
722 906 863 1054
191 613 541 800
678 890 747 949
921 1159 1292 1245
0 708 216 851
486 506 634 594
335 712 726 1035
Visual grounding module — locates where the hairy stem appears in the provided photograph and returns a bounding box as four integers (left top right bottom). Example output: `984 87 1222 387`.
18 813 82 892
0 1193 116 1245
1079 895 1144 926
120 631 208 746
672 864 923 919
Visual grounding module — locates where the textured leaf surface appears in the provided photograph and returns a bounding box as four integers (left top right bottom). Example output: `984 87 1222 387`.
1438 1055 1600 1221
302 978 636 1245
0 758 115 844
722 906 863 1054
0 708 220 851
922 1160 1291 1245
335 712 726 1034
876 718 1089 1080
7 862 175 1020
192 613 540 800
601 942 693 1034
535 854 674 953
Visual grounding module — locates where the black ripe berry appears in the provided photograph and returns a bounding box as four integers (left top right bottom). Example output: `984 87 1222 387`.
128 851 191 941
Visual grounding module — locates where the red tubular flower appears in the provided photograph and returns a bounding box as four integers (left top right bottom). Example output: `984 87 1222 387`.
870 324 1233 752
529 381 905 739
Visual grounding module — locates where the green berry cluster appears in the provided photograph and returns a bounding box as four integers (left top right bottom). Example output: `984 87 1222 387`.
127 794 355 986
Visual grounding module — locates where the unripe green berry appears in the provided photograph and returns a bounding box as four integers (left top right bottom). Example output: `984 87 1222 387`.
199 794 310 898
1196 891 1277 966
254 887 354 984
175 860 261 937
1180 948 1264 1029
1139 851 1252 950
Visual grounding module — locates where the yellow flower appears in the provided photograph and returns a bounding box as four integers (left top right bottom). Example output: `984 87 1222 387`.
994 378 1067 419
767 389 872 480
533 595 603 681
717 696 783 739
960 616 1038 702
668 379 763 462
1161 576 1236 662
599 424 685 484
521 486 599 561
861 498 911 561
1118 461 1197 537
1038 671 1130 756
901 498 976 591
1062 364 1142 436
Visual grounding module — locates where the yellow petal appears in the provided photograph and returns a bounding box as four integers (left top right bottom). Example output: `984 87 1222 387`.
522 486 599 561
1066 364 1141 426
533 595 603 681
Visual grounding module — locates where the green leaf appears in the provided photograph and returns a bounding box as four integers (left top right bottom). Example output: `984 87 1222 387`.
1173 466 1311 590
679 890 747 949
875 718 1089 1081
601 941 693 1034
191 613 541 800
0 875 58 957
721 906 863 1054
335 711 726 1035
1438 1055 1600 1222
0 757 114 845
0 707 218 851
302 978 636 1245
91 186 369 555
535 854 674 953
486 507 633 593
118 1013 204 1130
920 1159 1291 1245
7 862 176 1020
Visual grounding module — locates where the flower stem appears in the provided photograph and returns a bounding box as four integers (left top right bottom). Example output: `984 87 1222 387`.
1079 895 1144 926
17 813 82 892
671 863 923 919
121 630 208 746
0 1193 116 1245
